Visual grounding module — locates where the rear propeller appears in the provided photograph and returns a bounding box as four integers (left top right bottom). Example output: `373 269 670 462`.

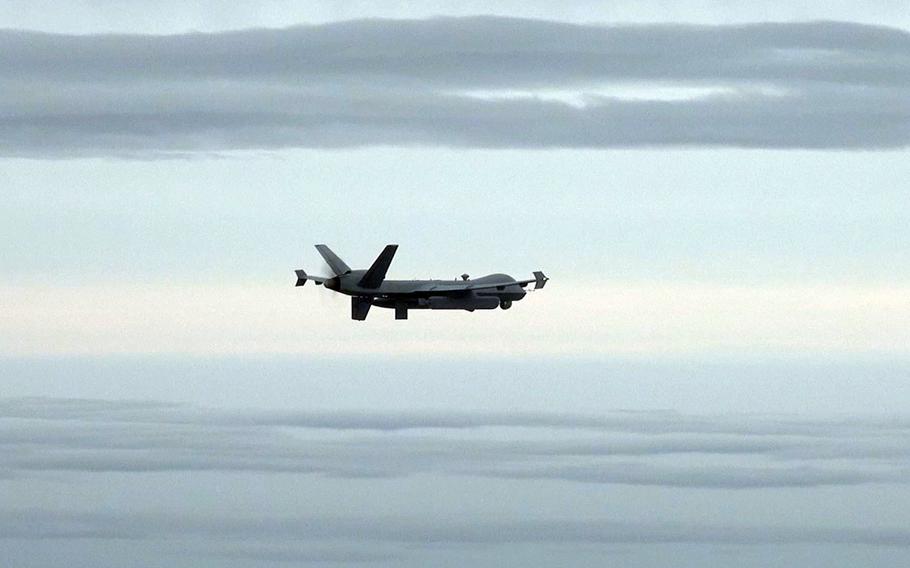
320 258 336 280
294 257 337 287
296 244 351 307
318 258 343 305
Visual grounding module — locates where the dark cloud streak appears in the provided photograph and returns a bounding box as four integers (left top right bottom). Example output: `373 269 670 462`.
2 19 908 87
0 17 908 155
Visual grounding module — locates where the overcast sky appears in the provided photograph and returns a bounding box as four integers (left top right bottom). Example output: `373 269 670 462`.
2 2 909 567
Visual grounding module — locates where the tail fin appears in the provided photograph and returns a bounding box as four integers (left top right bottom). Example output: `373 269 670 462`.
294 269 326 287
315 245 351 276
358 244 398 288
533 271 548 290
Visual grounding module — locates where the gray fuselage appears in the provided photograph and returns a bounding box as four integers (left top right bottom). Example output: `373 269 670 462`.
324 270 527 311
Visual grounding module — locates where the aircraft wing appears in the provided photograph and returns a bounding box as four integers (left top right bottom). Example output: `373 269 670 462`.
423 271 549 293
468 271 549 291
416 282 471 293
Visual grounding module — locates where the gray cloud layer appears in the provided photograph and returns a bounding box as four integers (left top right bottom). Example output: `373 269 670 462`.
2 398 910 489
5 397 910 565
1 18 908 156
5 509 910 548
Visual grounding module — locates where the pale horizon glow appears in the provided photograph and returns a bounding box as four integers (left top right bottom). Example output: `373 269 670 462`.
3 281 908 357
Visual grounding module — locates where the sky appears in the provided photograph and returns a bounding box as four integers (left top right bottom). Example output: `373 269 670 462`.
1 1 909 567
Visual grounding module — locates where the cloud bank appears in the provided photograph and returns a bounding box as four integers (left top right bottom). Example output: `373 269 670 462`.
1 18 908 156
5 397 910 565
3 398 910 489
